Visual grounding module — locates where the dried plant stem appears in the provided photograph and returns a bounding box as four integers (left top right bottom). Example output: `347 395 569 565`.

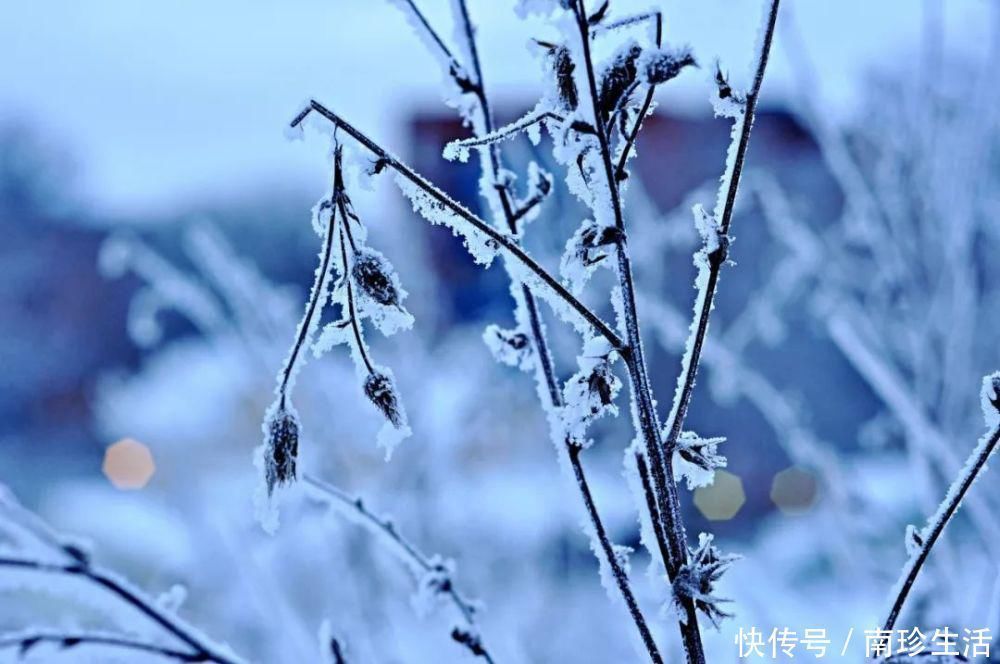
290 102 623 351
882 422 1000 632
0 632 210 662
450 2 662 660
303 475 494 663
614 12 663 182
570 1 703 660
0 557 240 664
661 0 781 454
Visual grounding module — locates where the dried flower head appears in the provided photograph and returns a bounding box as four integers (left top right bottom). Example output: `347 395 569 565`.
264 406 299 495
672 533 739 628
550 44 579 111
364 371 405 429
641 46 696 85
598 42 643 122
352 248 400 308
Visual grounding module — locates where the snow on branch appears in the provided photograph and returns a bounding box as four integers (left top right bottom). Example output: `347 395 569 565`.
882 373 1000 632
289 101 624 350
303 475 495 664
258 144 413 531
0 486 242 664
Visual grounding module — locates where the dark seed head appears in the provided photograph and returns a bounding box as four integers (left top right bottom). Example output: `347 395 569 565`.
644 48 696 85
265 407 299 495
364 372 404 428
551 46 579 111
598 43 643 121
352 249 399 307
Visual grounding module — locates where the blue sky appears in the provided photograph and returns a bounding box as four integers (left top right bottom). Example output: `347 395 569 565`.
0 0 992 215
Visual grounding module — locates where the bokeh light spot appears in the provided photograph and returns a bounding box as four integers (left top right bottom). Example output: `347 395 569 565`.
693 470 745 521
770 466 819 515
102 438 155 490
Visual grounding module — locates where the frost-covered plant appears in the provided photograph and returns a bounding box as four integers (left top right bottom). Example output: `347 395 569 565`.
0 484 243 663
273 0 782 662
258 145 413 528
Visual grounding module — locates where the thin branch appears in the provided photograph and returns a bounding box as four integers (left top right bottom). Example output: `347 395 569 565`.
615 13 662 181
447 2 663 659
278 171 339 405
883 417 1000 631
569 2 693 657
0 631 206 662
302 475 494 664
445 109 563 156
0 557 240 664
660 0 781 454
290 101 624 352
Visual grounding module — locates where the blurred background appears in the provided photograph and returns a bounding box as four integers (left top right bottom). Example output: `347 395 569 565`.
2 0 999 661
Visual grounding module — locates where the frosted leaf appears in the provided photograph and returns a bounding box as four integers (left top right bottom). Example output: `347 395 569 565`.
363 368 410 460
560 220 621 294
672 431 727 490
596 40 643 124
562 336 622 444
312 320 352 357
904 524 925 556
981 372 1000 428
411 556 456 618
639 46 696 85
514 161 554 227
483 324 534 372
711 65 746 120
395 173 500 267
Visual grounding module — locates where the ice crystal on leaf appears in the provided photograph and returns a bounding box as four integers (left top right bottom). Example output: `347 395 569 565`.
483 324 534 372
562 336 622 445
672 431 727 490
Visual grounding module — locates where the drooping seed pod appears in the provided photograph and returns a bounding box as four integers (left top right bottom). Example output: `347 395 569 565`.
351 248 400 308
264 406 299 495
641 46 696 85
551 45 579 112
598 42 643 122
364 371 405 429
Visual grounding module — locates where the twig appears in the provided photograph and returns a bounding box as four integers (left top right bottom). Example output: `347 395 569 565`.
0 631 207 662
447 2 664 660
303 475 495 664
660 0 780 460
0 557 241 664
445 109 564 156
290 101 624 352
614 13 662 181
883 405 1000 631
569 1 699 659
277 167 339 407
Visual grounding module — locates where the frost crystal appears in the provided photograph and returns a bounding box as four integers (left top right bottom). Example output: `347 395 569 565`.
350 246 414 336
395 173 501 267
904 524 924 556
483 324 534 372
560 219 622 294
363 369 410 460
672 431 727 490
411 557 456 618
671 533 739 628
639 46 696 85
562 336 622 444
982 372 1000 428
262 404 300 496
